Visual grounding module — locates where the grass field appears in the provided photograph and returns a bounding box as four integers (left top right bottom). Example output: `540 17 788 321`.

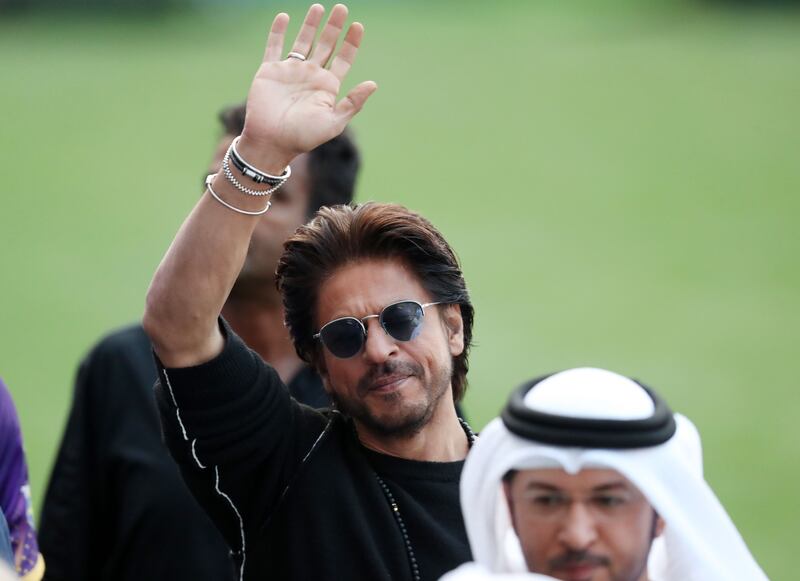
1 0 798 577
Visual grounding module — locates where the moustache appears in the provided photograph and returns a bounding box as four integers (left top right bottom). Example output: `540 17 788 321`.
356 360 424 396
549 550 610 570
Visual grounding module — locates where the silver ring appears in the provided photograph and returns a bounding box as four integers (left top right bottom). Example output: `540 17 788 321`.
286 51 307 61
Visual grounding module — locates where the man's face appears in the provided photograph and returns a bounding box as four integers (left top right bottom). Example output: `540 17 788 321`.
208 135 312 300
315 258 464 437
504 468 664 581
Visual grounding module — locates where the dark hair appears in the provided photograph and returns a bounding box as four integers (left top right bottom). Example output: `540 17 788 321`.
218 103 359 215
276 202 474 402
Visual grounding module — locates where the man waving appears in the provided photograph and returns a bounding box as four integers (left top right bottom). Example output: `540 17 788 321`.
144 5 476 580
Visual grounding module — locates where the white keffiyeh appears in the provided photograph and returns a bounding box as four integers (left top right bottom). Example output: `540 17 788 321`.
442 368 768 581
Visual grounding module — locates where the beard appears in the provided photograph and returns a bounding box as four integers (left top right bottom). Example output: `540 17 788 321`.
331 358 452 439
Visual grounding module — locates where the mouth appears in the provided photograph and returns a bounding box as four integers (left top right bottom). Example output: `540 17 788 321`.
553 562 602 581
368 374 412 393
357 360 424 398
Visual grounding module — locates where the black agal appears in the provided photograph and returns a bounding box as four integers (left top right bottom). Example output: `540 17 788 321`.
501 374 677 449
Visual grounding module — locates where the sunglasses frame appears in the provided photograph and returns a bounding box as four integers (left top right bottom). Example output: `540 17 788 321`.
313 300 444 359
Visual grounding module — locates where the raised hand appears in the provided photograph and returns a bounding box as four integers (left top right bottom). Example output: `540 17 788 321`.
238 4 377 170
145 4 376 367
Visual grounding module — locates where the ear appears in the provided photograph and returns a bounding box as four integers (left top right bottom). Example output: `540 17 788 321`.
440 304 464 357
653 513 666 538
503 479 518 530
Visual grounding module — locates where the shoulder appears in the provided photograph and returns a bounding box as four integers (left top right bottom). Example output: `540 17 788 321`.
75 323 157 401
84 323 151 363
0 378 13 409
439 563 494 581
440 563 558 581
283 408 353 468
0 380 21 443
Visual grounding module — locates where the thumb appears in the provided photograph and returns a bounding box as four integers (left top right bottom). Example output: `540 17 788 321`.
334 80 378 125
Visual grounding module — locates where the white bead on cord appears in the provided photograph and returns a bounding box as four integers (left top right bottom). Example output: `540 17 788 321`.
205 174 272 216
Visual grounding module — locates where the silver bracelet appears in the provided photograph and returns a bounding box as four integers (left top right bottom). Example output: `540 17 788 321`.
205 174 271 216
230 135 292 185
222 149 275 197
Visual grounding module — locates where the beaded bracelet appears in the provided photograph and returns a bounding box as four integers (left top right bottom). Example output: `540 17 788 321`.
205 174 272 216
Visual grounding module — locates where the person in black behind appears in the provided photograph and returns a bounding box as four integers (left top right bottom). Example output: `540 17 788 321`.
143 5 475 580
38 102 360 580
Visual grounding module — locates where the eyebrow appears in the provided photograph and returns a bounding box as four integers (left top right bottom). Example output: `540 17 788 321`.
522 481 630 493
591 482 629 492
523 482 562 492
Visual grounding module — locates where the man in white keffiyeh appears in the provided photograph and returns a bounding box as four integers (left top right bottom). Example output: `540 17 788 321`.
442 367 768 581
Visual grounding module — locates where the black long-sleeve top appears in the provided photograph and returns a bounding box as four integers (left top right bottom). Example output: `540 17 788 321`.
154 320 472 581
38 324 329 581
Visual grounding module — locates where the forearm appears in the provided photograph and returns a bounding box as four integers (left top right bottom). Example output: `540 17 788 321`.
144 5 374 368
144 159 287 368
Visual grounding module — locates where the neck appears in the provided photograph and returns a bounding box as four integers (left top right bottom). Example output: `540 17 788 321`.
356 394 469 462
222 300 304 385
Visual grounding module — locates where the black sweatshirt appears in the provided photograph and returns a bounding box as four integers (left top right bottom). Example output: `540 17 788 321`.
39 324 329 581
154 320 472 581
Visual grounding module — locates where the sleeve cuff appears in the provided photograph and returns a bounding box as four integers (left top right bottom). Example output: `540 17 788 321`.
152 317 290 467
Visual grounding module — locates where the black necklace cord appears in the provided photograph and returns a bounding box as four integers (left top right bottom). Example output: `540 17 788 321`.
373 418 476 581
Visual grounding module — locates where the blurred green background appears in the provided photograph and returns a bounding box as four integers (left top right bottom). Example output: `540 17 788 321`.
1 0 798 577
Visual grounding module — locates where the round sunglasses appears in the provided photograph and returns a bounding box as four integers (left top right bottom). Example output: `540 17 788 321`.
313 300 444 359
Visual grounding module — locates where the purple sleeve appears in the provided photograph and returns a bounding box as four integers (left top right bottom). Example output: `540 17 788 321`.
0 378 40 576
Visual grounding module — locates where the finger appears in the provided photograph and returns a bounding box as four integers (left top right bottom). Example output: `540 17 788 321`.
309 3 348 67
328 22 363 82
290 4 325 59
263 13 290 62
334 80 378 125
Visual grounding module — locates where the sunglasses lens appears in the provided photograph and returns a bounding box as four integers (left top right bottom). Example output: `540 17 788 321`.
382 301 425 342
320 318 364 359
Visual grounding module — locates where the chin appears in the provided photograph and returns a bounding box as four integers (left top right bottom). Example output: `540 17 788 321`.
364 413 430 439
349 397 433 439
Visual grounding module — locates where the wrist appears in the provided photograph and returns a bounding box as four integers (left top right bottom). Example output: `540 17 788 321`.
207 172 273 216
236 133 294 175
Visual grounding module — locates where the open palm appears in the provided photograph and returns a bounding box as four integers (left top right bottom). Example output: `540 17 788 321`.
241 4 377 164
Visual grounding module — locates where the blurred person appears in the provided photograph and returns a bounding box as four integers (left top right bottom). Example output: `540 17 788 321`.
38 103 360 580
0 378 44 580
143 5 475 580
442 368 768 581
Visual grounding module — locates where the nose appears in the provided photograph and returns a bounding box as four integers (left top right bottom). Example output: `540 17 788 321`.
361 317 398 364
557 502 598 550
